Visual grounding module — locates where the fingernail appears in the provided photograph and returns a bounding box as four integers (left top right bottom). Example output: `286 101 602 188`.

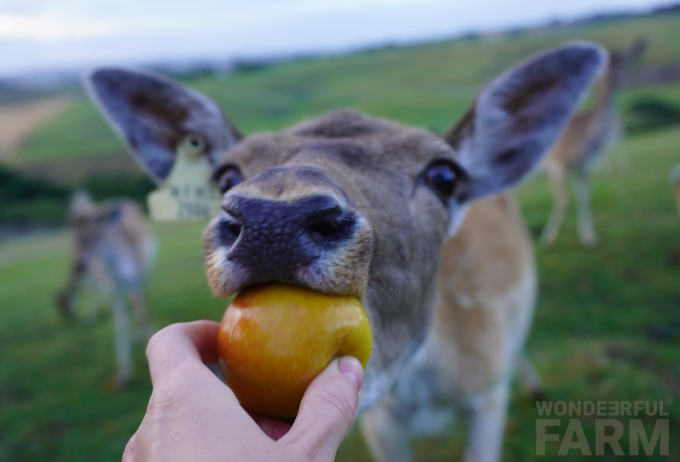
338 356 363 390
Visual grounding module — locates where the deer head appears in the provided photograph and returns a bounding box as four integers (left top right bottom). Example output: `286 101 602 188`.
66 190 122 252
608 37 648 89
86 41 605 411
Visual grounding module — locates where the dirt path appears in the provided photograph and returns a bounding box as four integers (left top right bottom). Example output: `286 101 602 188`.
0 97 70 159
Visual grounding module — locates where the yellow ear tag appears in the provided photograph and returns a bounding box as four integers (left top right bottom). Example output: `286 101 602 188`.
147 134 222 221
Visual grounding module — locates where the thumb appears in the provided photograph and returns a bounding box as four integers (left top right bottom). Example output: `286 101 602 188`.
281 356 363 460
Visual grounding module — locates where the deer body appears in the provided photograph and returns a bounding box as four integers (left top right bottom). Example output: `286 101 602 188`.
361 194 536 461
541 75 617 246
673 164 680 215
541 40 646 246
86 42 605 461
58 192 156 386
545 89 618 172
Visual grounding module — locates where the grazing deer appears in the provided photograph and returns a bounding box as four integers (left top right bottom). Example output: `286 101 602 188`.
673 164 680 215
541 39 646 246
86 41 604 461
57 191 156 387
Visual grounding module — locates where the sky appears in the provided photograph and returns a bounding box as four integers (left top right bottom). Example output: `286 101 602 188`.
0 0 665 78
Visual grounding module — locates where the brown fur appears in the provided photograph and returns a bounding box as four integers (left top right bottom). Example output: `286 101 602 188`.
545 107 610 171
434 194 534 395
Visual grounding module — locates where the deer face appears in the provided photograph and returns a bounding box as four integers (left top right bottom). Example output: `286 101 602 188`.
201 113 466 404
607 37 647 89
86 41 604 411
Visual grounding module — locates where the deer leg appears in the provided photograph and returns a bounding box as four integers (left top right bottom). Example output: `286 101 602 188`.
111 290 133 388
541 168 569 245
515 355 544 400
463 380 510 462
360 398 411 462
56 256 88 320
83 262 113 323
129 289 155 342
574 170 597 246
612 122 630 175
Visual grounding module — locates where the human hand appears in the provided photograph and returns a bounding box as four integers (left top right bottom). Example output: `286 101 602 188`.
124 320 363 461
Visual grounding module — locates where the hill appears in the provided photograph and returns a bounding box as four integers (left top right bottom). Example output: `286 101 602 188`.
5 12 680 178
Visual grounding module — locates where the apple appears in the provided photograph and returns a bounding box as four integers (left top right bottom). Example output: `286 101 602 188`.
217 283 372 419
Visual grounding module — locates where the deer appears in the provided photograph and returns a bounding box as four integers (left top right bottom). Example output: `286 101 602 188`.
85 41 605 461
541 39 647 246
57 190 156 387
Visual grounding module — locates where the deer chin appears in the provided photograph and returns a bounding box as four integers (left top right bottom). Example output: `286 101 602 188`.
355 311 427 414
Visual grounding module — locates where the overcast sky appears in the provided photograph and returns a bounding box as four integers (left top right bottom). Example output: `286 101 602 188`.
0 0 665 78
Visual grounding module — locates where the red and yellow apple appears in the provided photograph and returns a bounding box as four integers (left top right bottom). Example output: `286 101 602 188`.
217 283 372 419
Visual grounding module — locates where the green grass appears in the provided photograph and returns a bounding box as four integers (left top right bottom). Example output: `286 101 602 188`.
2 11 680 462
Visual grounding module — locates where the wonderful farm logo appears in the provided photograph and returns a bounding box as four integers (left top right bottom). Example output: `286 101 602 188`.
535 399 671 456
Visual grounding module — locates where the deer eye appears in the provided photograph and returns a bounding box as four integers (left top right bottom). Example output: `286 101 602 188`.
213 165 244 193
422 160 466 202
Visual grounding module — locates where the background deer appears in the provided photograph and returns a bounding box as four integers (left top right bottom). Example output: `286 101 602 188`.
541 39 646 246
86 42 604 461
57 191 156 387
673 164 680 215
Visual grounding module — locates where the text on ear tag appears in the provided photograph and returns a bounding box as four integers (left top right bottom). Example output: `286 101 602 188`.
147 134 222 221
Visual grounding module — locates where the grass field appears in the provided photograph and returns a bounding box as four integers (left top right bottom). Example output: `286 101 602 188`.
1 11 680 462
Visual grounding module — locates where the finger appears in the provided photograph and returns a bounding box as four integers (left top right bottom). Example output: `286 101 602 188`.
251 414 292 441
146 320 220 386
281 356 363 458
122 433 137 462
144 321 260 436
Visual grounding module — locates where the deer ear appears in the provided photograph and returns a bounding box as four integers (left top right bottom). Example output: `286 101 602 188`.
84 68 241 184
445 41 606 201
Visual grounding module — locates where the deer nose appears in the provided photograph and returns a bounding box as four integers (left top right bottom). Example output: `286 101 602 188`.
216 195 357 277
